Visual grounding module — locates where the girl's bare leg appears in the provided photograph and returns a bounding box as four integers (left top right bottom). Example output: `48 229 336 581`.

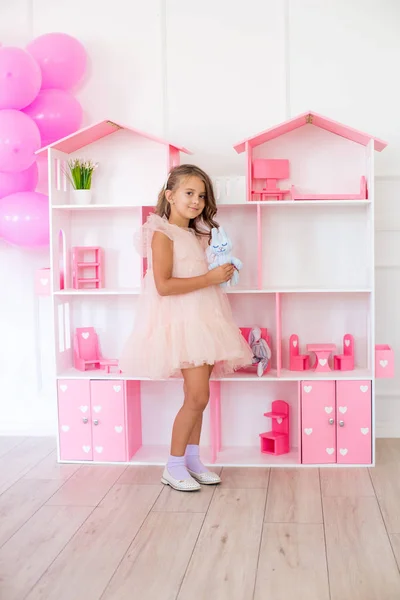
170 364 211 456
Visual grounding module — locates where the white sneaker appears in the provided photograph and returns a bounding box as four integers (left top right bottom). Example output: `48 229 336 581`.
161 467 201 491
187 468 221 485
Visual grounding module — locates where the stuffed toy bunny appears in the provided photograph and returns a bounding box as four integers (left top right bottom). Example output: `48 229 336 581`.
248 326 271 377
206 227 242 287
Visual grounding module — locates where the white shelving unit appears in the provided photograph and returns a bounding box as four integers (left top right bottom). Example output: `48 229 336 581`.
38 113 394 468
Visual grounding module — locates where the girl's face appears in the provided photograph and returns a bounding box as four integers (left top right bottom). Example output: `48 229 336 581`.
167 176 206 225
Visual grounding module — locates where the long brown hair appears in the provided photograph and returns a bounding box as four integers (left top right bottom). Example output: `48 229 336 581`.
155 164 219 237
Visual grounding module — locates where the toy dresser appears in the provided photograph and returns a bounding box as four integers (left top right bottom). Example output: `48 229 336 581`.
39 113 393 468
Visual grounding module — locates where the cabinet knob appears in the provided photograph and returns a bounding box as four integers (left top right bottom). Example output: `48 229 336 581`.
329 418 334 425
339 420 344 427
93 419 99 426
82 417 88 424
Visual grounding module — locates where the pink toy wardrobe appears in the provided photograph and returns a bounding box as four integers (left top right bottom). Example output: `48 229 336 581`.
40 112 393 469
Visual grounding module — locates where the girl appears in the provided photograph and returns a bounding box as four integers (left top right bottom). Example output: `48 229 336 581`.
119 164 253 492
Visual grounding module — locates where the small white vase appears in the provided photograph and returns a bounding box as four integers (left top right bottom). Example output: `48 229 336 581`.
71 189 92 205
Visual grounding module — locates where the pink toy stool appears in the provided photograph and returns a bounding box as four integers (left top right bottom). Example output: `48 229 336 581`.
74 327 119 372
72 247 104 290
99 359 122 374
334 334 354 371
259 400 289 455
307 343 336 372
289 334 310 371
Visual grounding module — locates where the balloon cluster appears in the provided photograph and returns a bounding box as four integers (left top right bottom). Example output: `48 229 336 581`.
0 33 87 248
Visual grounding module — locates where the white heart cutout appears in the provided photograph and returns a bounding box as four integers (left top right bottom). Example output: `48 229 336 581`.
93 406 102 413
95 446 103 454
82 445 91 453
40 278 48 286
113 385 121 393
115 426 123 434
339 406 347 414
340 448 348 456
319 359 327 366
326 448 334 455
325 406 333 414
304 385 312 393
293 340 298 347
61 425 70 432
304 428 313 435
360 385 368 393
380 360 388 368
60 384 68 392
345 339 350 347
80 405 89 413
81 332 90 340
361 427 369 435
276 417 283 425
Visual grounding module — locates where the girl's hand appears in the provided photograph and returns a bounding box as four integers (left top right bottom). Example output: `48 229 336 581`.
206 264 235 285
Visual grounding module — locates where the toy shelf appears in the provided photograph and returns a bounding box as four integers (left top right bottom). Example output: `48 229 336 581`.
54 287 372 296
46 112 392 470
56 367 372 382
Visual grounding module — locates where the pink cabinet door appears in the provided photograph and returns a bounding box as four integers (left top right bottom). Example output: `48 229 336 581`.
90 380 127 462
336 380 372 464
301 381 336 464
57 379 92 461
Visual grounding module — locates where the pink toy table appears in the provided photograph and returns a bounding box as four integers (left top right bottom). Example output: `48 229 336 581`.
307 343 336 372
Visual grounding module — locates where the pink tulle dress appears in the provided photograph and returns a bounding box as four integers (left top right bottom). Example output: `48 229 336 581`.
119 213 253 379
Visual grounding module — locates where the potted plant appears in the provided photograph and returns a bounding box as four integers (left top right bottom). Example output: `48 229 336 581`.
66 158 98 205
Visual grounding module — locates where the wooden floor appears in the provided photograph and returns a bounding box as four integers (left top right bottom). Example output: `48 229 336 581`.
1 438 400 599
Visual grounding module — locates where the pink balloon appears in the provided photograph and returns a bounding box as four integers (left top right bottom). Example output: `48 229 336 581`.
0 46 41 110
0 162 38 199
23 89 83 147
0 191 49 248
0 109 41 172
35 155 48 194
26 32 86 90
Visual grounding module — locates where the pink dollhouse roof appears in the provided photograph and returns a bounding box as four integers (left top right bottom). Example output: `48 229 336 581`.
233 111 387 153
36 119 192 156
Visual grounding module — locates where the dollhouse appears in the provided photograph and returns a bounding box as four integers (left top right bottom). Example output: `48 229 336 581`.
37 112 393 468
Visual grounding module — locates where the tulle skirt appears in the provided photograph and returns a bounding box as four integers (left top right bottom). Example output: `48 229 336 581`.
119 273 253 379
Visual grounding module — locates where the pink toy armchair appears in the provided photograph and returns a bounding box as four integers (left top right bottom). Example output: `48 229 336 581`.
251 159 290 201
289 334 310 371
334 333 354 371
73 327 120 373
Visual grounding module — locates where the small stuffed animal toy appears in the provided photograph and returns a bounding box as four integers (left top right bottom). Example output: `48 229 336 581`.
206 227 242 287
248 326 271 377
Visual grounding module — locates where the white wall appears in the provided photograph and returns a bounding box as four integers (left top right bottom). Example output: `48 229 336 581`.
0 0 399 436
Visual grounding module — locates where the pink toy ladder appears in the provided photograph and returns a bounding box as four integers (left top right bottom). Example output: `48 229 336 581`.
251 159 290 201
259 400 290 455
72 247 104 290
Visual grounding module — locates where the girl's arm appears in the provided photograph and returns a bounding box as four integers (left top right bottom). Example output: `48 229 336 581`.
152 231 234 296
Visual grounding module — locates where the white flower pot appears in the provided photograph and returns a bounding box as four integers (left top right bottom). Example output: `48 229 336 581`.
71 189 92 205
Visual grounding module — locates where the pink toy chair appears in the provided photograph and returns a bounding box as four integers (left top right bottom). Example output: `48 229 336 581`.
289 334 310 371
251 159 290 201
259 400 290 455
334 333 354 371
73 327 121 372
